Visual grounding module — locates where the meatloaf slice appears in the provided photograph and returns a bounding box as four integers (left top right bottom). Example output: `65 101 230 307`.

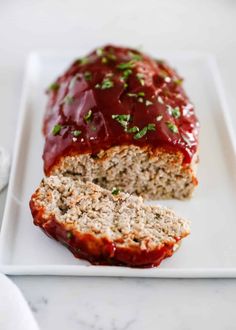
30 175 190 268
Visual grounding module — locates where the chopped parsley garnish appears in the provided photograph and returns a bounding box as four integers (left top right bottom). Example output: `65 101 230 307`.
117 60 135 70
63 95 74 105
101 57 108 64
96 48 103 56
52 124 62 135
156 115 163 121
84 71 92 81
147 123 156 131
72 130 82 137
84 110 93 123
134 123 156 139
107 53 117 61
173 78 183 86
127 126 139 133
136 73 145 86
101 78 113 89
112 114 131 129
96 77 114 89
48 82 60 92
167 105 181 118
171 107 181 118
117 52 142 70
128 51 142 61
121 69 132 82
79 57 89 65
112 187 120 195
166 121 179 133
66 232 73 239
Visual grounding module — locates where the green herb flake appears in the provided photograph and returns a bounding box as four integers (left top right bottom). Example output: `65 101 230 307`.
138 92 145 97
127 126 139 133
121 69 132 81
84 110 93 123
52 124 62 136
48 82 60 92
101 57 108 64
156 115 163 121
101 78 114 89
67 232 73 239
171 107 181 118
112 114 131 129
96 76 114 90
134 126 148 139
72 130 82 137
117 61 135 70
134 123 156 139
112 187 120 195
107 53 117 61
84 71 92 81
147 123 156 131
96 48 104 56
136 73 145 86
167 105 181 118
79 57 89 65
174 78 183 86
128 51 142 61
166 121 179 133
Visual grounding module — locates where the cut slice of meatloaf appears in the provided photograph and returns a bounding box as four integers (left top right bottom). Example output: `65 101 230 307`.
29 175 190 268
51 145 198 200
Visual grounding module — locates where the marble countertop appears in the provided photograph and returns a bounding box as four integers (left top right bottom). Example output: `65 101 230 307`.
1 0 236 329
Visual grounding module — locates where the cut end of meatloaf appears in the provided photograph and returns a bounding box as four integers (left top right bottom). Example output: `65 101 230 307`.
50 145 198 200
30 175 190 268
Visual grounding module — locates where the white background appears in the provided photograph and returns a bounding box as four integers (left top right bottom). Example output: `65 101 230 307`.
0 0 236 329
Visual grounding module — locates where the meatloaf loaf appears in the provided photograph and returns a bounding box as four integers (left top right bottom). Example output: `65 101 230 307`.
43 45 199 199
30 175 190 267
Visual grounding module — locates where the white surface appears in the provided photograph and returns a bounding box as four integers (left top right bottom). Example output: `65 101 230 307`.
1 52 236 277
0 0 236 329
0 147 10 192
0 274 39 330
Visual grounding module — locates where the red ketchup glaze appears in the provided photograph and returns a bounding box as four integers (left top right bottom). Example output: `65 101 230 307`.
43 45 199 174
30 198 177 268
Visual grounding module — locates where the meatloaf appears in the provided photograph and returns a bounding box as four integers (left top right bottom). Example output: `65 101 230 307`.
43 45 199 199
30 175 190 268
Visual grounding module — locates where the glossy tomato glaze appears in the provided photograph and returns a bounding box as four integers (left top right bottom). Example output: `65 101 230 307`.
30 198 177 268
43 45 199 175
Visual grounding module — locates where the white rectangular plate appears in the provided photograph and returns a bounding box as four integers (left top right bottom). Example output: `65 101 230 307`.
1 50 236 277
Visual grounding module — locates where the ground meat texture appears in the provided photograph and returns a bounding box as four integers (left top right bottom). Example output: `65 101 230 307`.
50 145 198 200
30 175 190 268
